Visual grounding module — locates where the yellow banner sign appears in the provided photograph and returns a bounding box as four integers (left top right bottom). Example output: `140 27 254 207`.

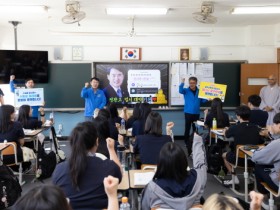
198 82 227 102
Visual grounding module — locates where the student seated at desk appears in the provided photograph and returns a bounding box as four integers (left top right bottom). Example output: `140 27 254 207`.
132 102 151 137
126 103 140 129
0 105 31 170
222 106 263 185
133 112 174 165
251 113 280 202
204 98 230 129
97 108 119 140
17 105 46 145
52 122 122 210
141 133 207 210
248 94 268 128
106 102 122 126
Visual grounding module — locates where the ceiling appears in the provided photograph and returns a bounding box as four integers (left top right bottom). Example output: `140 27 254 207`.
1 0 280 35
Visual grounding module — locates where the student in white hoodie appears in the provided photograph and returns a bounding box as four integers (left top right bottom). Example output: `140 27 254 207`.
141 133 207 210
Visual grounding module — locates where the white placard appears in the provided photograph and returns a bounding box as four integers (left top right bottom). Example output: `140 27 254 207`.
14 88 44 107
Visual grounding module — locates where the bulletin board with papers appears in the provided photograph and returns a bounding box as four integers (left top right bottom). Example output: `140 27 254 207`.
170 62 242 107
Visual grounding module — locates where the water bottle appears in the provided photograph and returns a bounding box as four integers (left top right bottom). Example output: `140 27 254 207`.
212 118 217 130
120 196 130 210
120 118 126 134
218 166 226 181
49 112 54 123
117 145 126 172
170 130 174 142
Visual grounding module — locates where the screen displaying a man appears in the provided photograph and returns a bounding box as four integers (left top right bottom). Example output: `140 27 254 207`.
103 68 129 104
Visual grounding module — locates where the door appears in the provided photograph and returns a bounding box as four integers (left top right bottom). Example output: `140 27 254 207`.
240 64 279 104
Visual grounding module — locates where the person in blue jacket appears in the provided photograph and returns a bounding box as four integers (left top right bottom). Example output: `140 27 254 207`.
10 75 43 119
81 77 106 121
179 76 208 156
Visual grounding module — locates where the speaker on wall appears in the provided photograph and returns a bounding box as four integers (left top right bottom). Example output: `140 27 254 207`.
54 47 62 60
200 48 208 60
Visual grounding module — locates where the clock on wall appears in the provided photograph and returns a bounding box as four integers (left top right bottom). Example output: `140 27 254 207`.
72 46 83 60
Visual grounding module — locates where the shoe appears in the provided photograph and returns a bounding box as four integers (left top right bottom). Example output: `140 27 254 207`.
224 176 240 185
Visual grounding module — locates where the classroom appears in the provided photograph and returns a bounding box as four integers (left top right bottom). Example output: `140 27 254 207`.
0 0 280 210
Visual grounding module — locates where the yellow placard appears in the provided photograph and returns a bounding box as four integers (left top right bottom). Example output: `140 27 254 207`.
198 82 227 102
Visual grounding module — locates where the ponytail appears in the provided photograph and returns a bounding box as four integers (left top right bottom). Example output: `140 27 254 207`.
69 122 98 190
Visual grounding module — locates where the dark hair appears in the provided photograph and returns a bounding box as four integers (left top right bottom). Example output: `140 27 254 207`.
132 103 141 120
12 185 72 210
69 121 98 189
107 103 119 119
154 142 189 183
144 112 162 136
92 117 110 157
210 98 225 128
273 113 280 124
97 108 111 120
106 67 124 75
189 77 197 82
235 105 251 121
18 105 31 128
139 102 151 123
90 77 100 82
248 95 261 107
0 105 15 133
25 78 33 83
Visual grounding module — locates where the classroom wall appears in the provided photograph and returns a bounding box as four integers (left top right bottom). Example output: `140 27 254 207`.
0 24 278 63
0 23 279 136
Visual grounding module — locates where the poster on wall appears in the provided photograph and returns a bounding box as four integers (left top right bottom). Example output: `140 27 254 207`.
198 82 227 102
14 88 44 107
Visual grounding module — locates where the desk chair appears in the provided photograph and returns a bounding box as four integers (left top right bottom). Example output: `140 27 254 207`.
151 204 203 210
228 145 254 196
141 164 157 171
0 142 23 185
260 182 280 210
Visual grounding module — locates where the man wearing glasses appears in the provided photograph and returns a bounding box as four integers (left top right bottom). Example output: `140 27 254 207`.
260 74 280 125
179 77 208 156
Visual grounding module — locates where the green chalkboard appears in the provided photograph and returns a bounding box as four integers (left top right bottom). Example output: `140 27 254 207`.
171 62 243 107
213 62 241 107
40 63 92 108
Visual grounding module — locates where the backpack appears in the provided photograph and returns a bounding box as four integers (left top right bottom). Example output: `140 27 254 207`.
206 144 224 175
0 164 22 209
36 150 57 180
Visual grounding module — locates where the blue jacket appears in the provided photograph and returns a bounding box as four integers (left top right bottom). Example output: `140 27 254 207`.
81 87 106 117
179 83 207 114
10 80 40 119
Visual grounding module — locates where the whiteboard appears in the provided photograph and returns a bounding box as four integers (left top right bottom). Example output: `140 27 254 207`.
170 62 214 106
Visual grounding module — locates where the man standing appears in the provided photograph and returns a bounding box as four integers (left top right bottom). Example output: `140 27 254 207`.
103 68 129 104
10 75 43 119
179 77 207 155
259 74 280 125
81 77 106 121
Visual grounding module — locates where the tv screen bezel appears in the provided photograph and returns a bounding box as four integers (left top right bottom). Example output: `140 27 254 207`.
93 62 169 108
0 49 49 84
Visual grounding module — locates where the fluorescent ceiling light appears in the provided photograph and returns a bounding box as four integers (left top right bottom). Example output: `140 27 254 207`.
231 6 280 14
0 5 48 13
106 8 168 15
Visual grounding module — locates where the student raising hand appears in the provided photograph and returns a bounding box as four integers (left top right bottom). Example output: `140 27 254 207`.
103 176 119 210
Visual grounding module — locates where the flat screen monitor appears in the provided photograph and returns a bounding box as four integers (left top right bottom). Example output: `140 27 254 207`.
94 62 169 107
0 50 49 84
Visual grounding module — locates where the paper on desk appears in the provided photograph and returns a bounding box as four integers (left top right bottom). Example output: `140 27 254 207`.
134 172 155 185
23 129 33 135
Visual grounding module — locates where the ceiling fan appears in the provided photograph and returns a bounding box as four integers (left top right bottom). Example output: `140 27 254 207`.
62 1 86 25
193 1 217 24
